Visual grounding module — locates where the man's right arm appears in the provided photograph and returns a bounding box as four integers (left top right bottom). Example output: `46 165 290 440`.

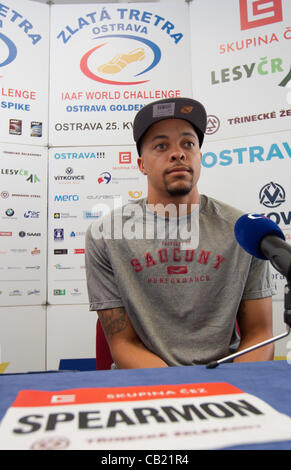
97 307 168 369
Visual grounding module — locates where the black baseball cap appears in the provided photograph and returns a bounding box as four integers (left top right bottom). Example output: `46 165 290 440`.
133 97 207 155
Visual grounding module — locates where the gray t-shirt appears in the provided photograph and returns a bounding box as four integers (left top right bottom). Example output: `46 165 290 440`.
85 195 275 366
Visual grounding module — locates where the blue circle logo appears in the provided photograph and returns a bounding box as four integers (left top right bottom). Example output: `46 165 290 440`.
0 33 17 67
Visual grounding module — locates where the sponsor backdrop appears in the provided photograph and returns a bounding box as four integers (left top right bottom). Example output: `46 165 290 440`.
0 143 47 306
0 0 49 373
48 145 146 305
0 0 49 145
0 0 290 373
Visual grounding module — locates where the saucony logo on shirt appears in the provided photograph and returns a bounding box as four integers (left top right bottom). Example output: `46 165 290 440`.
130 247 225 273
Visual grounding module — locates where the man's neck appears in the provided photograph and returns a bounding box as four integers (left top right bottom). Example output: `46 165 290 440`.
146 190 200 217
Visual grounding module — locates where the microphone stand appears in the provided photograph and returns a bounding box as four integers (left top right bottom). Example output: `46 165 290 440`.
206 281 291 369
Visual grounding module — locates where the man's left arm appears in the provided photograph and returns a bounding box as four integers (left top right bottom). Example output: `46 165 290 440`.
234 297 274 362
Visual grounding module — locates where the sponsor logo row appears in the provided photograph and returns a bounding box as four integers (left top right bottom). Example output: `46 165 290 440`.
0 264 85 271
0 231 41 238
6 120 43 137
53 288 84 297
1 183 289 231
2 209 40 219
0 289 41 297
0 248 40 255
0 189 142 202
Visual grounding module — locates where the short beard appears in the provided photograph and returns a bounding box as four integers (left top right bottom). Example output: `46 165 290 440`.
166 182 194 196
163 170 194 196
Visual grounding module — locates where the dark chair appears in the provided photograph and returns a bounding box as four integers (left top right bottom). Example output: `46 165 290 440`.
96 319 113 370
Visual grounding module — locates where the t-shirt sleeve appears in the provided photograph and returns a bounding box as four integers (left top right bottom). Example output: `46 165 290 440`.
241 256 276 300
85 223 124 311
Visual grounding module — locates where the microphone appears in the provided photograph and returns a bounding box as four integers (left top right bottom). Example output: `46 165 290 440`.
234 213 291 280
206 213 291 369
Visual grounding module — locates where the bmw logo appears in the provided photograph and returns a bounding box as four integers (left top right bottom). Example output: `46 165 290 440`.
5 208 14 216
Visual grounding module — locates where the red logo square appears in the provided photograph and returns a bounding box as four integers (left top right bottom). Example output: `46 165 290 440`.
239 0 283 30
119 152 131 164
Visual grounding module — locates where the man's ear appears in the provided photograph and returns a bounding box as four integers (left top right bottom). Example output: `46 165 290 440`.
137 156 147 175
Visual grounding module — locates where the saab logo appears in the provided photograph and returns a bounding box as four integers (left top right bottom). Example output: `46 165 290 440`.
0 31 17 68
19 231 41 237
119 151 131 164
54 194 79 201
80 35 161 85
167 266 188 275
259 182 286 208
98 172 111 184
239 0 283 31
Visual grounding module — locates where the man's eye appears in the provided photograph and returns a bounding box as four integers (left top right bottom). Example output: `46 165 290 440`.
155 143 166 150
184 141 196 149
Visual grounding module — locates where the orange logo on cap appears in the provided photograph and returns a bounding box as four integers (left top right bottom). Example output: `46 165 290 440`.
180 106 193 114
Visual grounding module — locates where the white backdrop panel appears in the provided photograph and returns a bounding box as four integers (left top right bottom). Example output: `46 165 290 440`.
49 1 192 146
190 0 291 141
47 144 147 304
0 305 46 373
0 143 47 306
46 304 96 371
0 0 49 145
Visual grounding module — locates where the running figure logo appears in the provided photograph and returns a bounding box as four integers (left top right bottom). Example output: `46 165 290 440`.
97 48 145 74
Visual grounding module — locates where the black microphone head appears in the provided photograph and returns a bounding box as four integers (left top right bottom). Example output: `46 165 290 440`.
234 214 285 260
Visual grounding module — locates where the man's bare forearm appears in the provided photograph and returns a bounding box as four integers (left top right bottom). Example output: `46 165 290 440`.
112 338 168 369
234 298 274 363
234 338 274 362
98 308 128 339
98 308 168 369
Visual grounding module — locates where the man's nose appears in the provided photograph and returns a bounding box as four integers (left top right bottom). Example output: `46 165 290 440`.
169 150 186 162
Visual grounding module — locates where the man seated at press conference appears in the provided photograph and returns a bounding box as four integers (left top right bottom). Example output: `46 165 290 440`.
85 97 275 369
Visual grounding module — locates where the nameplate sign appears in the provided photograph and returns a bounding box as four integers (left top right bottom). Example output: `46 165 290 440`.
1 382 291 449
